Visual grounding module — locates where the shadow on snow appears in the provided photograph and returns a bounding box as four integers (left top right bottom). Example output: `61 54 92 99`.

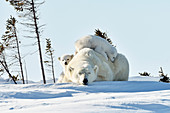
56 81 170 93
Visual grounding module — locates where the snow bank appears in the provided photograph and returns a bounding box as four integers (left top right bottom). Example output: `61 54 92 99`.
0 76 170 113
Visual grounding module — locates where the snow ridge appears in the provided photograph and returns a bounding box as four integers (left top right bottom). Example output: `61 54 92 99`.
0 76 170 113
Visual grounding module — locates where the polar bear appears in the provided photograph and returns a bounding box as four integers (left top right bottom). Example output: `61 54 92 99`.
62 48 129 85
75 35 117 63
58 54 74 72
57 54 74 83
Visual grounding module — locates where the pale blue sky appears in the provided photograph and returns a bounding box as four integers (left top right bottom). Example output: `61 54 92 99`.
1 0 170 81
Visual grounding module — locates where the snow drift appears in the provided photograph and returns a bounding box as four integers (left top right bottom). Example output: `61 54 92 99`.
0 76 170 113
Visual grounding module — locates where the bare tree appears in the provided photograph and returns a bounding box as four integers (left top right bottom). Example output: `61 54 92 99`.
0 43 17 84
1 16 24 84
0 61 17 84
7 0 46 84
44 38 55 83
7 16 24 84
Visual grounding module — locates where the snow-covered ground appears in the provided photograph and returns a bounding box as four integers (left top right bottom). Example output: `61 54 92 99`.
0 76 170 113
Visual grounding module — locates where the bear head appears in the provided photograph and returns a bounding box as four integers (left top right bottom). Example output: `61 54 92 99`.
67 63 98 85
58 54 74 68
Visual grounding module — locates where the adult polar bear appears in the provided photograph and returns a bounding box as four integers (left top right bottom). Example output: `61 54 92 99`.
75 35 117 62
62 48 129 85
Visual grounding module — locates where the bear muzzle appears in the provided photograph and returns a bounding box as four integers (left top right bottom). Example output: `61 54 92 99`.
64 62 68 65
83 78 88 85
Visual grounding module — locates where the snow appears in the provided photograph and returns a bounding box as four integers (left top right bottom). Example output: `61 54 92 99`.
0 76 170 113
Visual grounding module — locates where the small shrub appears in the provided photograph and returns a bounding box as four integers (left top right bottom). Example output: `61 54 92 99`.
94 29 114 46
159 67 170 83
11 75 20 81
139 72 150 76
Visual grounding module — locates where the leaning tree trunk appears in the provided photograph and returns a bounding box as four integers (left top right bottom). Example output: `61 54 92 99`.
14 25 25 84
0 61 17 84
31 0 46 84
2 53 9 71
50 53 55 83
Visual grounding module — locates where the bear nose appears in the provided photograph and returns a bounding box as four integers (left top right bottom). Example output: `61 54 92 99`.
64 62 68 65
83 78 88 85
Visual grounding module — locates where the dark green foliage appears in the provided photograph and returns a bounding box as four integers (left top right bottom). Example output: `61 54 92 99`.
0 43 5 54
11 75 20 81
6 0 24 11
0 16 24 84
0 65 4 76
0 60 17 84
44 38 55 83
139 72 150 76
94 29 113 46
0 43 7 77
159 67 170 83
45 38 54 55
6 0 46 84
160 76 170 83
2 16 17 48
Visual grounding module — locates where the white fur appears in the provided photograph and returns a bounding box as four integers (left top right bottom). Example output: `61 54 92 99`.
58 54 74 73
63 48 129 85
57 54 74 83
57 71 65 83
75 35 117 62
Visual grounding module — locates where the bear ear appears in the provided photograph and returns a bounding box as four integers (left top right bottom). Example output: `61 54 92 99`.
58 57 61 61
69 67 74 72
71 54 74 59
93 65 98 75
75 51 78 55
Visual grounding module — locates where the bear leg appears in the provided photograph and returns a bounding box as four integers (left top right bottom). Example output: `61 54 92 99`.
94 46 108 61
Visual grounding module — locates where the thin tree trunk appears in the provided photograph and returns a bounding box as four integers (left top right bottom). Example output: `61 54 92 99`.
24 60 28 84
2 53 8 70
0 61 17 84
14 26 25 84
50 53 55 83
31 0 46 84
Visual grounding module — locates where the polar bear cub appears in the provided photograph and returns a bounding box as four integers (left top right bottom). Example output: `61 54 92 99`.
75 35 117 62
58 54 74 72
57 54 74 83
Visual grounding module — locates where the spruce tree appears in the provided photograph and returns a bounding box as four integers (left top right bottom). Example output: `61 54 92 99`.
1 16 24 84
44 38 55 83
7 0 46 84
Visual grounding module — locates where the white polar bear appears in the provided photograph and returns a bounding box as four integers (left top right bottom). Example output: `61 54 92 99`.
58 54 74 72
57 54 74 83
61 48 129 85
75 35 117 63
